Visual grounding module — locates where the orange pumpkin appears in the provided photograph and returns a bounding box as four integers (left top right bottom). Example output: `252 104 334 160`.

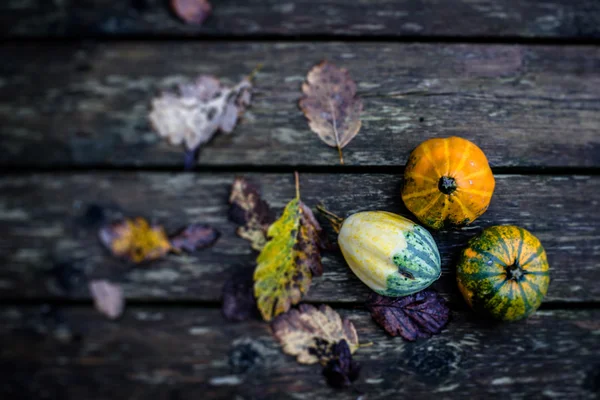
402 137 495 230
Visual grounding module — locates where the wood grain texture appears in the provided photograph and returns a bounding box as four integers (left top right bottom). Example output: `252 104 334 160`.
2 0 600 38
1 173 598 302
1 42 600 168
1 306 599 400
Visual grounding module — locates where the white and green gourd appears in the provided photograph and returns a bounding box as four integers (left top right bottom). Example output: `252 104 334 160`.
325 210 442 297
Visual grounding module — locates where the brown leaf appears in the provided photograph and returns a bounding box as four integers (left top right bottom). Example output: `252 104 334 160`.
99 217 172 263
169 223 220 252
299 61 363 164
222 266 259 322
149 75 252 154
322 339 361 389
89 280 124 320
228 177 275 251
171 0 212 25
271 304 359 364
366 289 450 341
297 203 325 277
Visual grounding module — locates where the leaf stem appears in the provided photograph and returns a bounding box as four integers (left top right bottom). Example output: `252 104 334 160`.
247 63 264 82
294 171 300 200
328 99 344 165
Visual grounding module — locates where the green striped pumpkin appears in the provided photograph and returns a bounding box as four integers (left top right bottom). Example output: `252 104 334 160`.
457 225 550 321
338 211 441 297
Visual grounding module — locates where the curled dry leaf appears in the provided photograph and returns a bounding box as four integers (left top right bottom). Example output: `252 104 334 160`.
366 289 450 341
253 174 325 321
99 217 219 263
89 280 125 320
171 0 212 25
149 74 252 166
228 177 275 251
322 339 361 389
222 266 259 322
299 61 363 164
170 223 220 252
99 217 172 263
271 304 359 365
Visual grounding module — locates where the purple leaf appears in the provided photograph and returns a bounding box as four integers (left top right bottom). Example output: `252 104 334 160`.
170 223 220 252
322 339 361 389
365 289 450 341
89 280 125 320
222 267 259 322
171 0 212 25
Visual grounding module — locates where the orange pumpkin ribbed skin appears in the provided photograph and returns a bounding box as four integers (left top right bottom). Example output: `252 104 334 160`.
402 137 495 230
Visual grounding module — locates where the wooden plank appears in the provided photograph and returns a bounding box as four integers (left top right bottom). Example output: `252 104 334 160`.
1 306 598 399
2 0 600 39
1 42 600 168
0 173 598 303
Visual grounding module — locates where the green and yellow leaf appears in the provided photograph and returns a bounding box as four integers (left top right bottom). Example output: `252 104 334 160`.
253 174 324 321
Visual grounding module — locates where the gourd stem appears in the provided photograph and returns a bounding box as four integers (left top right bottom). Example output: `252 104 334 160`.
316 204 344 234
505 264 524 281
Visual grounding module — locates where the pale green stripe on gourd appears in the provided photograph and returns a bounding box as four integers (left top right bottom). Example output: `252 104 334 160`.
381 226 442 297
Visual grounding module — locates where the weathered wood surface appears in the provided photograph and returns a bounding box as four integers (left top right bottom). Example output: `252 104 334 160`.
1 173 598 302
1 306 598 400
2 0 600 39
2 43 600 168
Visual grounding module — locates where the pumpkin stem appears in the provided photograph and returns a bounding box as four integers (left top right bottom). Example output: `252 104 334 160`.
438 176 457 195
316 204 344 234
505 264 525 281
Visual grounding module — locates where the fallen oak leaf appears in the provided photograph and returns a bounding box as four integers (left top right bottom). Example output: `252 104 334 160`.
322 339 361 389
171 0 212 25
253 173 324 321
170 223 220 252
99 217 219 263
271 304 359 364
299 61 363 165
222 266 259 322
149 72 254 169
228 177 275 251
366 289 450 341
89 280 124 320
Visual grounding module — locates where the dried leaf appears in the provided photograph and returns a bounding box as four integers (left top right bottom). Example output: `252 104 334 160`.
271 304 359 364
170 223 220 252
366 289 450 341
322 339 361 389
99 217 172 263
99 217 219 263
253 175 324 320
299 61 363 164
89 280 124 320
149 75 252 158
229 177 275 251
171 0 212 25
222 267 259 322
297 203 325 277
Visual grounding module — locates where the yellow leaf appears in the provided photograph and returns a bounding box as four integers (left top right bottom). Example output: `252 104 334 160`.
99 217 172 263
254 197 309 320
253 173 325 321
